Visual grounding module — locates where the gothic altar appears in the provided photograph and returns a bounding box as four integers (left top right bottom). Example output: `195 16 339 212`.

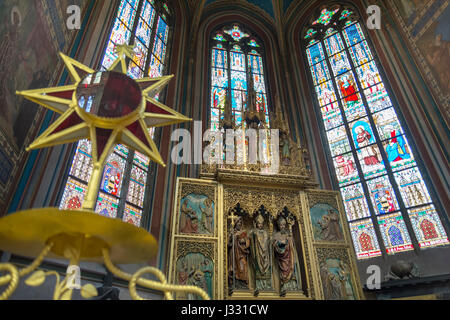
167 92 365 300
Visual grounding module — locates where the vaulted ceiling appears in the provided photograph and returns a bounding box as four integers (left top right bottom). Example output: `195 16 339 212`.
187 0 298 20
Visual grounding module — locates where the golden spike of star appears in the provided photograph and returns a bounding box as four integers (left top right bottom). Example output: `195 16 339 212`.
16 49 191 168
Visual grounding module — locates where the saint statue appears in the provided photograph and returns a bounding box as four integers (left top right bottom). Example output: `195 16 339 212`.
228 216 251 291
180 201 198 234
272 216 300 295
280 133 291 165
249 214 272 294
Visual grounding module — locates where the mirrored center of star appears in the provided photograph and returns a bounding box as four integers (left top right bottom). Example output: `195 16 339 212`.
76 71 142 119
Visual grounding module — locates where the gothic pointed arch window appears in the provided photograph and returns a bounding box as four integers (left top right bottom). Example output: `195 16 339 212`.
302 5 449 259
210 24 272 165
59 0 172 227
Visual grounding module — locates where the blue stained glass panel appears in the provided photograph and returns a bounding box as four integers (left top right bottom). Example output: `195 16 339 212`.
136 9 154 47
378 213 413 254
311 60 330 85
383 135 416 171
100 153 127 197
148 54 164 77
211 67 228 88
343 22 365 47
155 16 168 43
329 51 351 76
153 36 166 62
231 71 247 91
306 42 325 66
248 54 264 74
232 90 246 112
350 118 376 149
324 33 345 56
117 0 138 27
212 49 227 69
349 41 373 67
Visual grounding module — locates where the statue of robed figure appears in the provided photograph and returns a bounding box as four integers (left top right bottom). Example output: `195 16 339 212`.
272 211 302 296
249 211 273 295
228 215 250 293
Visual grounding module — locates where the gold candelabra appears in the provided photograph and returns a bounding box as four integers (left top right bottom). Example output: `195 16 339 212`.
0 45 209 300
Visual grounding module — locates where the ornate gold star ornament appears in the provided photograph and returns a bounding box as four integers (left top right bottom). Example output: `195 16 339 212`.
16 44 190 168
0 48 208 300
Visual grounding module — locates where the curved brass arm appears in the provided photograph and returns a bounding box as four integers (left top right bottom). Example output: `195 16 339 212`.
102 248 210 300
0 243 53 300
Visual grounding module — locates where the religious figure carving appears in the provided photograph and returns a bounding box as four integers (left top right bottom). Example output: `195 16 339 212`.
187 268 207 300
249 213 272 294
200 258 214 298
337 261 354 300
272 215 300 295
318 209 344 241
200 198 214 234
180 201 198 234
228 216 251 291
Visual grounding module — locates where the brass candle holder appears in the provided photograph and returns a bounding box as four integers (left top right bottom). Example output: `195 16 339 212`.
0 45 209 300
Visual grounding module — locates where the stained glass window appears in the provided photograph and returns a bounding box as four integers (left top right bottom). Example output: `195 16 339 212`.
60 0 172 227
210 25 270 131
304 6 449 258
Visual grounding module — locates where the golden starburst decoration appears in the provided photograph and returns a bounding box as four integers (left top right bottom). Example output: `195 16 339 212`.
16 44 190 167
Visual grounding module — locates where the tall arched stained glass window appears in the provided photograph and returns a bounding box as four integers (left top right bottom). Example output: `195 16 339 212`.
303 6 449 259
59 0 172 227
210 25 271 165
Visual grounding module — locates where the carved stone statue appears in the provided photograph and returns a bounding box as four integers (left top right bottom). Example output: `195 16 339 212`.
272 216 300 295
228 216 251 291
249 214 272 294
